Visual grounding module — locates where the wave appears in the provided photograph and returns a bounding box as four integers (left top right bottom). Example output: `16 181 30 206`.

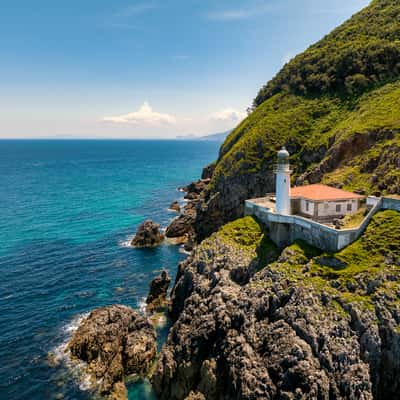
119 234 135 248
49 313 96 392
138 297 147 314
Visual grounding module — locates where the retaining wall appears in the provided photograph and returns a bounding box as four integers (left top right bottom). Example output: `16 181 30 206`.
245 196 399 252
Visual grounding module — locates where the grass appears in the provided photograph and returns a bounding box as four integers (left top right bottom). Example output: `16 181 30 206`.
250 210 400 316
337 210 400 267
209 0 400 201
217 216 279 265
341 207 368 228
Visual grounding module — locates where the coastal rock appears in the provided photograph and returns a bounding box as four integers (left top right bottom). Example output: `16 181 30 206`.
165 214 195 239
131 220 164 247
146 270 171 313
68 305 156 399
169 201 181 213
201 162 216 180
165 179 209 242
184 192 200 201
153 213 400 400
186 179 210 195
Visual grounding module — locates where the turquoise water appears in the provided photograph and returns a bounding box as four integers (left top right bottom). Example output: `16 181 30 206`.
0 140 220 400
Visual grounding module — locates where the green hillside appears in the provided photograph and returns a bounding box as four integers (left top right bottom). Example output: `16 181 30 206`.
253 0 400 106
196 0 400 239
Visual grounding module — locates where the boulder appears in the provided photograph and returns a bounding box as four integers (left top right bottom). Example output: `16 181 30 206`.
185 179 209 195
68 305 156 399
184 192 200 201
131 220 164 247
165 214 195 238
146 270 171 312
169 201 181 213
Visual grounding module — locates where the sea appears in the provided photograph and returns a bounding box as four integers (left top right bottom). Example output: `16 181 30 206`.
0 139 221 400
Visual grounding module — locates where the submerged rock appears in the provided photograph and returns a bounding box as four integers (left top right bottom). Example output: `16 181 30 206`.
146 270 171 313
68 305 156 399
131 220 164 247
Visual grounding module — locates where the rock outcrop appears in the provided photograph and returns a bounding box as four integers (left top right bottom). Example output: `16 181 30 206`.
169 201 181 213
165 214 195 239
152 212 400 400
201 163 216 180
68 305 157 399
146 270 171 313
165 178 211 243
131 220 164 247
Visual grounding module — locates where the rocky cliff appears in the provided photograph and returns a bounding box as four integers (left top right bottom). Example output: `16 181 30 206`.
175 0 400 241
153 211 400 399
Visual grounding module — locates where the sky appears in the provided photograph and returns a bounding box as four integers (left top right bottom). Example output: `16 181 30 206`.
0 0 370 139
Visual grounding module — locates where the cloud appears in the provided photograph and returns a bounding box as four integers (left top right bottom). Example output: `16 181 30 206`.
116 2 157 17
103 102 177 126
206 1 275 21
103 2 157 30
209 108 247 123
172 55 190 61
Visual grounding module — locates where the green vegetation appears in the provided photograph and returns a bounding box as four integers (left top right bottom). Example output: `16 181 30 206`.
255 210 400 313
254 0 400 106
341 207 368 228
213 79 400 195
218 216 279 264
336 209 400 269
210 0 400 198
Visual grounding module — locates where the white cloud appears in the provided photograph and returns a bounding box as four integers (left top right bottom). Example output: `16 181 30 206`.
207 9 253 21
103 102 177 126
206 1 276 21
116 3 157 17
209 108 246 123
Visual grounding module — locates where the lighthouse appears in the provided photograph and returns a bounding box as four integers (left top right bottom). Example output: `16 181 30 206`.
275 147 291 215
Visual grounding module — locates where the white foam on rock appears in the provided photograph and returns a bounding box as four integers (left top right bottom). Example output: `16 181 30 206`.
119 234 135 248
49 313 95 392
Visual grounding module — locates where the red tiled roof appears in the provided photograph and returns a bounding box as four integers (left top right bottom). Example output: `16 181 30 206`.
290 184 364 201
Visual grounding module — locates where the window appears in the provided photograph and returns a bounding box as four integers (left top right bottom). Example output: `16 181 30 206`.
306 201 310 212
336 204 341 213
347 203 352 211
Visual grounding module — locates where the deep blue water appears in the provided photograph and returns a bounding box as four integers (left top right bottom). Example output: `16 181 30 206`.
0 140 220 400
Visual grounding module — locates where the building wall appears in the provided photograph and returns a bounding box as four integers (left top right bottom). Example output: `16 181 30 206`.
299 199 315 217
293 198 360 219
317 199 358 218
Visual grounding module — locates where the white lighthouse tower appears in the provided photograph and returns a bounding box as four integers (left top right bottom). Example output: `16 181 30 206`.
275 147 291 215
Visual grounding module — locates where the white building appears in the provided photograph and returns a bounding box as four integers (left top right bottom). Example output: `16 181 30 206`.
275 147 291 215
290 184 364 222
274 147 364 222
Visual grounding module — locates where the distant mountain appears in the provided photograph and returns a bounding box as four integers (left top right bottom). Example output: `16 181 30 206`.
176 130 231 142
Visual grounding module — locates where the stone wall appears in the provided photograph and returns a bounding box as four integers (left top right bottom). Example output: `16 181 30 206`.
245 196 400 252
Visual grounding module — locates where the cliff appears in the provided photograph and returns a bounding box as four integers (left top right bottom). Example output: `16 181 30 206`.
189 0 400 240
154 2 400 399
153 211 400 399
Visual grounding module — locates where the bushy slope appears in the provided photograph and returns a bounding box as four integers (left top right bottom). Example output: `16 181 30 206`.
194 0 400 240
254 0 400 106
